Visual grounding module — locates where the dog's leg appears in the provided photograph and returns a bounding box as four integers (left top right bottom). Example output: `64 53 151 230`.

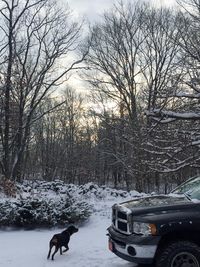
47 243 53 259
60 247 62 255
62 245 69 253
51 246 59 260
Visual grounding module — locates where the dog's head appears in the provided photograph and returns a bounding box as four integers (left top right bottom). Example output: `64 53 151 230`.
66 225 79 235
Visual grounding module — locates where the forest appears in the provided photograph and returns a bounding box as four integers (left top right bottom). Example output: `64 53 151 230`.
0 0 200 193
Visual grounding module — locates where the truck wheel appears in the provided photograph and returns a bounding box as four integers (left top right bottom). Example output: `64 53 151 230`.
156 241 200 267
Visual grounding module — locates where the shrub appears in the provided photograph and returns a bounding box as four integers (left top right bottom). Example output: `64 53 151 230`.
0 195 92 228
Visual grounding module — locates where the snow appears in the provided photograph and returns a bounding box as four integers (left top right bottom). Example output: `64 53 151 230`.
0 180 145 229
146 109 200 120
0 215 136 267
0 183 140 267
173 92 200 99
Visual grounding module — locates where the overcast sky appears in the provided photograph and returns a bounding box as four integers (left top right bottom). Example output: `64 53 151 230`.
67 0 176 22
67 0 116 22
65 0 176 91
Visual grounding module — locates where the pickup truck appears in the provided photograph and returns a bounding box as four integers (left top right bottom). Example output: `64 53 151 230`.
107 176 200 267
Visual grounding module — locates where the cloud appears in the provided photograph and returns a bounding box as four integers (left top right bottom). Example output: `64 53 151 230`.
67 0 176 22
67 0 116 22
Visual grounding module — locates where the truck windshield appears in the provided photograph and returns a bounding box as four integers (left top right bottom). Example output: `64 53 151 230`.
171 176 200 201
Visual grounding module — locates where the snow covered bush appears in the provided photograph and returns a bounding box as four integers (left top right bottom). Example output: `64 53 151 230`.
0 198 91 228
16 180 142 200
0 180 92 228
0 190 91 228
0 179 142 228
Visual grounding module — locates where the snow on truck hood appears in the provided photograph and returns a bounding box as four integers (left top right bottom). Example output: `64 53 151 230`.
119 195 189 210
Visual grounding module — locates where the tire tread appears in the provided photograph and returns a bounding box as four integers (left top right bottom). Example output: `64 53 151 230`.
156 240 200 267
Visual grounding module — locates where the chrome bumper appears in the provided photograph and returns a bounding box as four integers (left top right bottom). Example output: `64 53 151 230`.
113 240 157 259
108 226 160 264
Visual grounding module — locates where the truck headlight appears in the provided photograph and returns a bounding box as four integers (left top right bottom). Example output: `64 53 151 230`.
133 222 157 236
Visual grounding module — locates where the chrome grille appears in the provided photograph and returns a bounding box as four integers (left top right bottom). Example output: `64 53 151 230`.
117 220 127 232
118 211 127 220
112 205 132 234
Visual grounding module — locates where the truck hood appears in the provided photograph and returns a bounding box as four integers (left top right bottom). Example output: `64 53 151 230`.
121 195 189 210
114 195 200 220
113 195 200 232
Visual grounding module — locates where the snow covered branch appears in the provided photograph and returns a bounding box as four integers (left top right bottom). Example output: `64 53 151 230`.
146 109 200 121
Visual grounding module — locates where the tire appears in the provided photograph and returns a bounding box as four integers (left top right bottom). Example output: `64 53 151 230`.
156 241 200 267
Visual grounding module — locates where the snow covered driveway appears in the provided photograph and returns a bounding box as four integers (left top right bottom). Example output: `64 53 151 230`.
0 185 149 267
0 214 138 267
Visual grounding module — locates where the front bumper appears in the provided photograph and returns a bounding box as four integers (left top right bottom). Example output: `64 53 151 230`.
108 226 161 264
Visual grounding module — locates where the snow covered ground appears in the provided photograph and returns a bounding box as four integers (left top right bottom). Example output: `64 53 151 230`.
0 182 150 267
0 216 138 267
0 199 140 267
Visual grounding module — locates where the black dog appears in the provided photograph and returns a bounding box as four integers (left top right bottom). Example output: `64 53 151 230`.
47 225 78 260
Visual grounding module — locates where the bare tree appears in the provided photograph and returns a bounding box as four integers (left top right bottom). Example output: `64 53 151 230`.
144 0 200 175
147 0 200 121
28 87 89 182
141 7 181 117
83 2 187 191
0 0 86 180
84 2 149 126
83 2 149 190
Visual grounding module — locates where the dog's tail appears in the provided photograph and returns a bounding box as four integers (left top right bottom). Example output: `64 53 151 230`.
47 238 58 259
